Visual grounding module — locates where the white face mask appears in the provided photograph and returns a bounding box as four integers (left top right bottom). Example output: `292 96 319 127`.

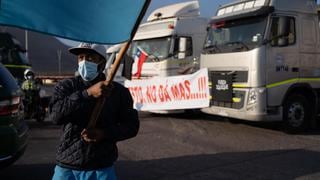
78 60 99 81
26 75 33 80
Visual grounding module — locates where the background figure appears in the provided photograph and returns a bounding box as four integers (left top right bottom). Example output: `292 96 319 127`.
21 69 45 122
21 69 40 91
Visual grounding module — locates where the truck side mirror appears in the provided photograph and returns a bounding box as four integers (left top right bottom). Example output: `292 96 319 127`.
278 17 290 47
178 37 187 59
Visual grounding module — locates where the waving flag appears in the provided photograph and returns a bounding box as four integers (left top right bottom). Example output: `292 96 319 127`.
132 47 148 79
0 0 148 44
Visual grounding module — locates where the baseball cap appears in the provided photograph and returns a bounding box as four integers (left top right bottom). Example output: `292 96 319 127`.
69 43 106 60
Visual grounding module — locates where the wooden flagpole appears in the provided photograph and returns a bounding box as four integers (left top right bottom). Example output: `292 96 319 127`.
87 0 151 129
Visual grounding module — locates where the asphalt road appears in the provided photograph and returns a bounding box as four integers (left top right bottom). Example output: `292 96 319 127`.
1 112 320 180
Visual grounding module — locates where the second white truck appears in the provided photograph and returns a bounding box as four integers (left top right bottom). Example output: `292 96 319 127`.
120 1 208 113
127 1 208 79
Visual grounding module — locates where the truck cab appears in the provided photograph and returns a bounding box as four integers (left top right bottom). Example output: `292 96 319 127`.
128 1 207 79
0 33 31 84
201 0 320 132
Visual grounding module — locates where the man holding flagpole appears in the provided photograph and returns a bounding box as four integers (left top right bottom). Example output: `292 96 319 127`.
0 0 151 178
49 43 139 180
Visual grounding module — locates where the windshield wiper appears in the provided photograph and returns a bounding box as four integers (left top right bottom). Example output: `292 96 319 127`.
262 34 287 45
203 44 221 54
225 41 249 51
148 54 160 62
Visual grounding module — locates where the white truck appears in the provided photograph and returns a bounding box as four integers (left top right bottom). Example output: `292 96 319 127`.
201 0 320 132
123 1 208 113
127 1 208 79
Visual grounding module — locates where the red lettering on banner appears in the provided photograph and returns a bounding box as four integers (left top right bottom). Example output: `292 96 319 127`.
146 86 152 103
128 69 209 108
152 86 157 102
158 85 165 102
140 87 145 103
171 85 180 99
137 86 143 103
158 85 171 102
128 86 145 104
133 87 139 102
146 85 157 103
196 76 208 99
184 80 191 99
170 81 191 100
179 83 185 99
163 85 171 102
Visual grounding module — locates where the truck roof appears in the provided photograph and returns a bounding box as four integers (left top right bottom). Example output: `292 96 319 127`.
0 33 21 49
147 1 200 22
106 43 123 54
213 0 317 21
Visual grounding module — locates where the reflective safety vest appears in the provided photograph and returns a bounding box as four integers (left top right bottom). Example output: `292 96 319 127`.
21 80 38 91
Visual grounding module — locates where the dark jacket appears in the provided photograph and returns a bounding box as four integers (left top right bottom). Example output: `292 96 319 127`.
49 74 139 170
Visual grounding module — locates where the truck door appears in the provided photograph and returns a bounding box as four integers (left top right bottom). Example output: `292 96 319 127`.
298 15 319 80
266 15 298 106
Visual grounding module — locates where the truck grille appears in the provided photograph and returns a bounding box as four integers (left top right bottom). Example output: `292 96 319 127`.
210 91 245 109
209 71 248 109
209 71 248 83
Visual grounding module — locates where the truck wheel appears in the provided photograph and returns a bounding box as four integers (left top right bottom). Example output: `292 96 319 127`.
283 94 310 133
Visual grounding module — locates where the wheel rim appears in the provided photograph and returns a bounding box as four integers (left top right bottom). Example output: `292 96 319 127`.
287 102 305 127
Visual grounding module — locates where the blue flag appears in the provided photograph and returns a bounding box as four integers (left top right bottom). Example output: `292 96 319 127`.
0 0 147 44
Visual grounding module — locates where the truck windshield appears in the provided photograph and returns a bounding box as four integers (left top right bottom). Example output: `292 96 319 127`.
12 37 29 64
0 48 29 65
129 36 172 62
17 51 29 64
204 16 267 54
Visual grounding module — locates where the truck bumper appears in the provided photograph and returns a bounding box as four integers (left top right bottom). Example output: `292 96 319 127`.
201 106 283 122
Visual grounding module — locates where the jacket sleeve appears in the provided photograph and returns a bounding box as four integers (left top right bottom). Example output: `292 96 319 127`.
107 87 139 142
48 80 90 125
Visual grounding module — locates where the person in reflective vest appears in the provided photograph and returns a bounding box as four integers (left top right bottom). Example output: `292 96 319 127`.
21 69 39 91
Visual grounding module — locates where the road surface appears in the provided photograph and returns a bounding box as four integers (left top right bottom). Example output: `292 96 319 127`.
1 112 320 180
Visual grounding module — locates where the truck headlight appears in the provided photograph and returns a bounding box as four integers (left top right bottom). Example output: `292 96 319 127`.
248 89 257 105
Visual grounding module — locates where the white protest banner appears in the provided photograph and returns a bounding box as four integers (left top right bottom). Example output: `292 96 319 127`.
124 68 210 111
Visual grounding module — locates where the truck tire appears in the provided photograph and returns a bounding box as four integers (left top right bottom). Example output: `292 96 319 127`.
283 94 310 133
